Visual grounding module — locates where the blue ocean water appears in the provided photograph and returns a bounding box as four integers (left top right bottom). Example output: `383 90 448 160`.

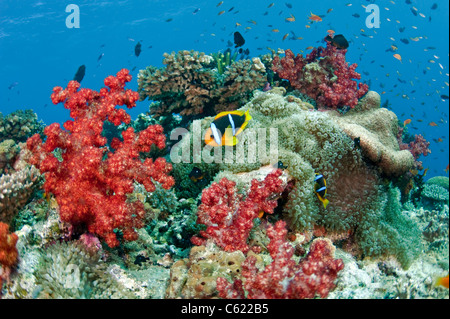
0 0 448 178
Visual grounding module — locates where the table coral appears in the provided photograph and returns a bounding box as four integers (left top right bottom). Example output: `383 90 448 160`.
25 69 174 248
137 50 267 117
272 41 368 110
217 220 344 299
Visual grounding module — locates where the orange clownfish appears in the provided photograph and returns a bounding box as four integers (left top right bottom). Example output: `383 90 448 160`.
204 109 252 147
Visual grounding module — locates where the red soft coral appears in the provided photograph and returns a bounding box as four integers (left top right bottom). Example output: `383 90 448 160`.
191 169 284 253
217 220 344 299
26 69 175 247
272 39 368 110
0 222 18 297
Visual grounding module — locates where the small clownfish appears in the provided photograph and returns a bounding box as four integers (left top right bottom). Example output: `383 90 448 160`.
189 166 204 183
435 274 449 289
314 173 329 209
204 110 252 147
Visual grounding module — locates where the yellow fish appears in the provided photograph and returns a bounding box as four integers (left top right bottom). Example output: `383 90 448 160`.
204 110 252 147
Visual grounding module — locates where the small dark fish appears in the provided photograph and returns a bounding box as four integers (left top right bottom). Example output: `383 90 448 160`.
325 34 349 49
276 160 287 170
228 7 234 12
8 82 19 90
285 3 292 8
398 26 405 32
352 13 360 18
165 18 173 22
441 95 449 100
405 0 412 4
431 3 438 9
189 167 204 183
192 8 200 14
73 65 86 83
134 255 149 265
135 41 142 57
400 38 409 44
410 8 418 16
234 31 245 48
97 53 104 62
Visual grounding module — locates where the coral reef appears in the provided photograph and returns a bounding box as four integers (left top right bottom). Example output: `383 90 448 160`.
25 69 175 247
217 221 344 299
137 50 267 117
272 42 369 110
172 87 421 268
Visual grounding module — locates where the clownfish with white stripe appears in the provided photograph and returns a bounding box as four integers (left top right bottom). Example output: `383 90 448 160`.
314 173 329 208
204 109 252 147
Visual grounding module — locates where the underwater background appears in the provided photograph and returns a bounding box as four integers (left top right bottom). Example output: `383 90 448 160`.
0 0 449 300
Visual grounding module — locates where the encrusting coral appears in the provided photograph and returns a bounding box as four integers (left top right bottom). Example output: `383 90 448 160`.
137 50 267 117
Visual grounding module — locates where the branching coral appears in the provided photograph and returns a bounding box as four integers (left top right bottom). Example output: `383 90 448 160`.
272 42 368 110
137 50 267 117
25 69 175 247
